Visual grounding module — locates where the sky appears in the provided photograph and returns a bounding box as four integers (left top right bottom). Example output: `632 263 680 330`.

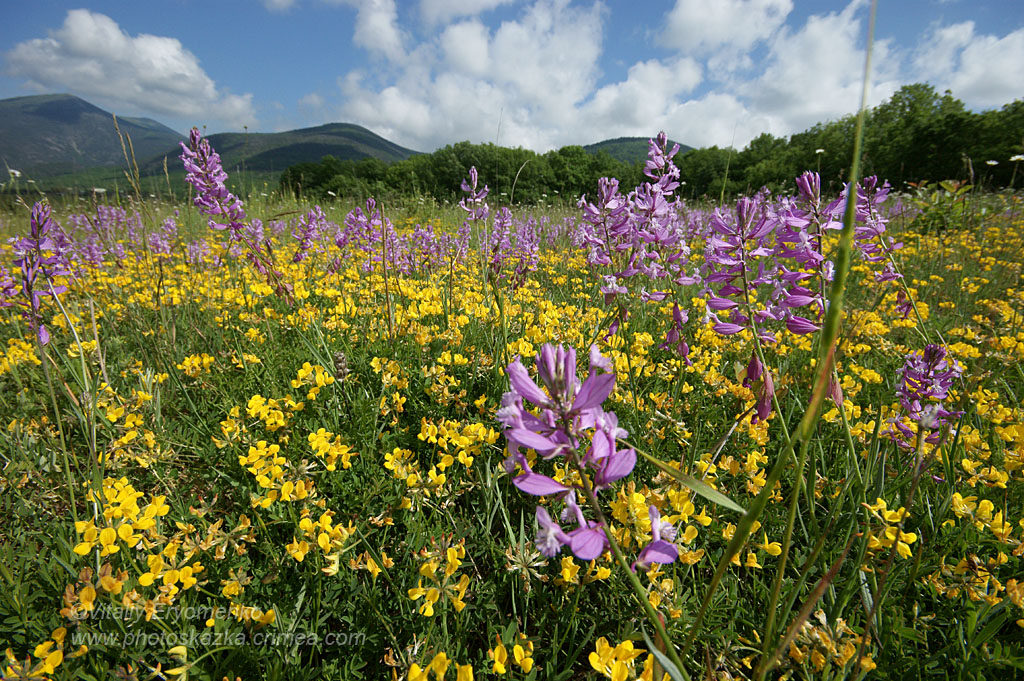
1 0 1022 153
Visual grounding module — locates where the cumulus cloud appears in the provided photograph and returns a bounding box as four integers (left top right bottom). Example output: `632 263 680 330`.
912 22 1024 109
293 0 1024 152
4 9 255 129
440 20 491 77
338 0 606 151
581 58 703 134
329 0 903 152
740 0 900 136
420 0 516 26
333 0 891 151
659 0 793 55
333 0 407 63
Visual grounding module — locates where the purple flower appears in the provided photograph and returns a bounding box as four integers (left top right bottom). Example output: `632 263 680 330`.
459 166 490 223
563 491 609 560
786 315 821 335
293 205 328 262
886 344 964 448
659 303 691 365
501 343 628 562
633 506 678 571
12 203 72 345
535 506 572 557
180 128 247 239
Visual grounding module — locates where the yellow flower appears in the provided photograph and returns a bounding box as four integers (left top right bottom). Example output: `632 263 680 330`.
759 533 782 556
408 580 440 617
513 634 534 672
489 635 508 674
589 637 644 680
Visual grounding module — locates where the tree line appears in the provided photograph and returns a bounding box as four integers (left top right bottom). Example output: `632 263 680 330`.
280 84 1024 204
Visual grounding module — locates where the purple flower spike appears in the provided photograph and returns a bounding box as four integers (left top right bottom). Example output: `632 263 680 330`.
12 202 72 346
180 128 247 239
885 344 964 449
505 343 633 563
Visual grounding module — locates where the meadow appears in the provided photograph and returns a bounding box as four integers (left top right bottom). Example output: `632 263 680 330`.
1 129 1022 681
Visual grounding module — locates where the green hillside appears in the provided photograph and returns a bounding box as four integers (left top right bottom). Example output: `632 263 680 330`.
0 94 184 177
141 122 421 177
583 136 693 164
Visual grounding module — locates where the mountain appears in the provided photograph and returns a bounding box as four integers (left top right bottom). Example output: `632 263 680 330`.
0 94 421 185
0 94 184 177
583 136 694 164
142 122 420 177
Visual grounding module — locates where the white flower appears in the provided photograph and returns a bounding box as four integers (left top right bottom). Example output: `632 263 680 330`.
815 148 825 154
8 169 21 178
986 160 998 166
1010 154 1024 162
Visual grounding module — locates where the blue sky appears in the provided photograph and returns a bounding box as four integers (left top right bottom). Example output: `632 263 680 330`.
2 0 1022 152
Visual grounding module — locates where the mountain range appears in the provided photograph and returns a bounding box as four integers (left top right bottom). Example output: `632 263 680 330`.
0 94 182 177
0 94 689 186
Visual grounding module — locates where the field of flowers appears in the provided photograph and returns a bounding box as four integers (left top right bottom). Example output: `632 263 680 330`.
1 130 1023 681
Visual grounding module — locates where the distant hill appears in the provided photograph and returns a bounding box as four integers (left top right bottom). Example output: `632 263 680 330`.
0 94 421 186
0 94 184 178
584 136 694 164
142 122 420 177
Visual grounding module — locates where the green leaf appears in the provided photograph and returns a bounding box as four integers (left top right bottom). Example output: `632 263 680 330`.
640 621 689 681
635 448 745 514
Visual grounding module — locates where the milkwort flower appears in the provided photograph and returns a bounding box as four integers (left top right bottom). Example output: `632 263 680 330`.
459 166 490 224
180 128 247 239
0 263 18 309
579 133 695 358
292 205 328 263
147 217 178 260
886 344 964 449
180 127 284 287
500 343 676 568
11 202 72 345
578 177 630 267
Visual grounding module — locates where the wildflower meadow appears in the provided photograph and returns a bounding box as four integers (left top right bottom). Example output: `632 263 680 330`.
1 124 1023 681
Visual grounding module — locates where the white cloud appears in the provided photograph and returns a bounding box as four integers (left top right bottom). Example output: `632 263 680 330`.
440 20 491 77
331 0 901 152
338 0 606 151
334 0 407 63
659 0 793 55
581 58 703 134
4 9 255 129
420 0 516 26
913 22 1024 109
488 0 604 113
739 1 899 137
